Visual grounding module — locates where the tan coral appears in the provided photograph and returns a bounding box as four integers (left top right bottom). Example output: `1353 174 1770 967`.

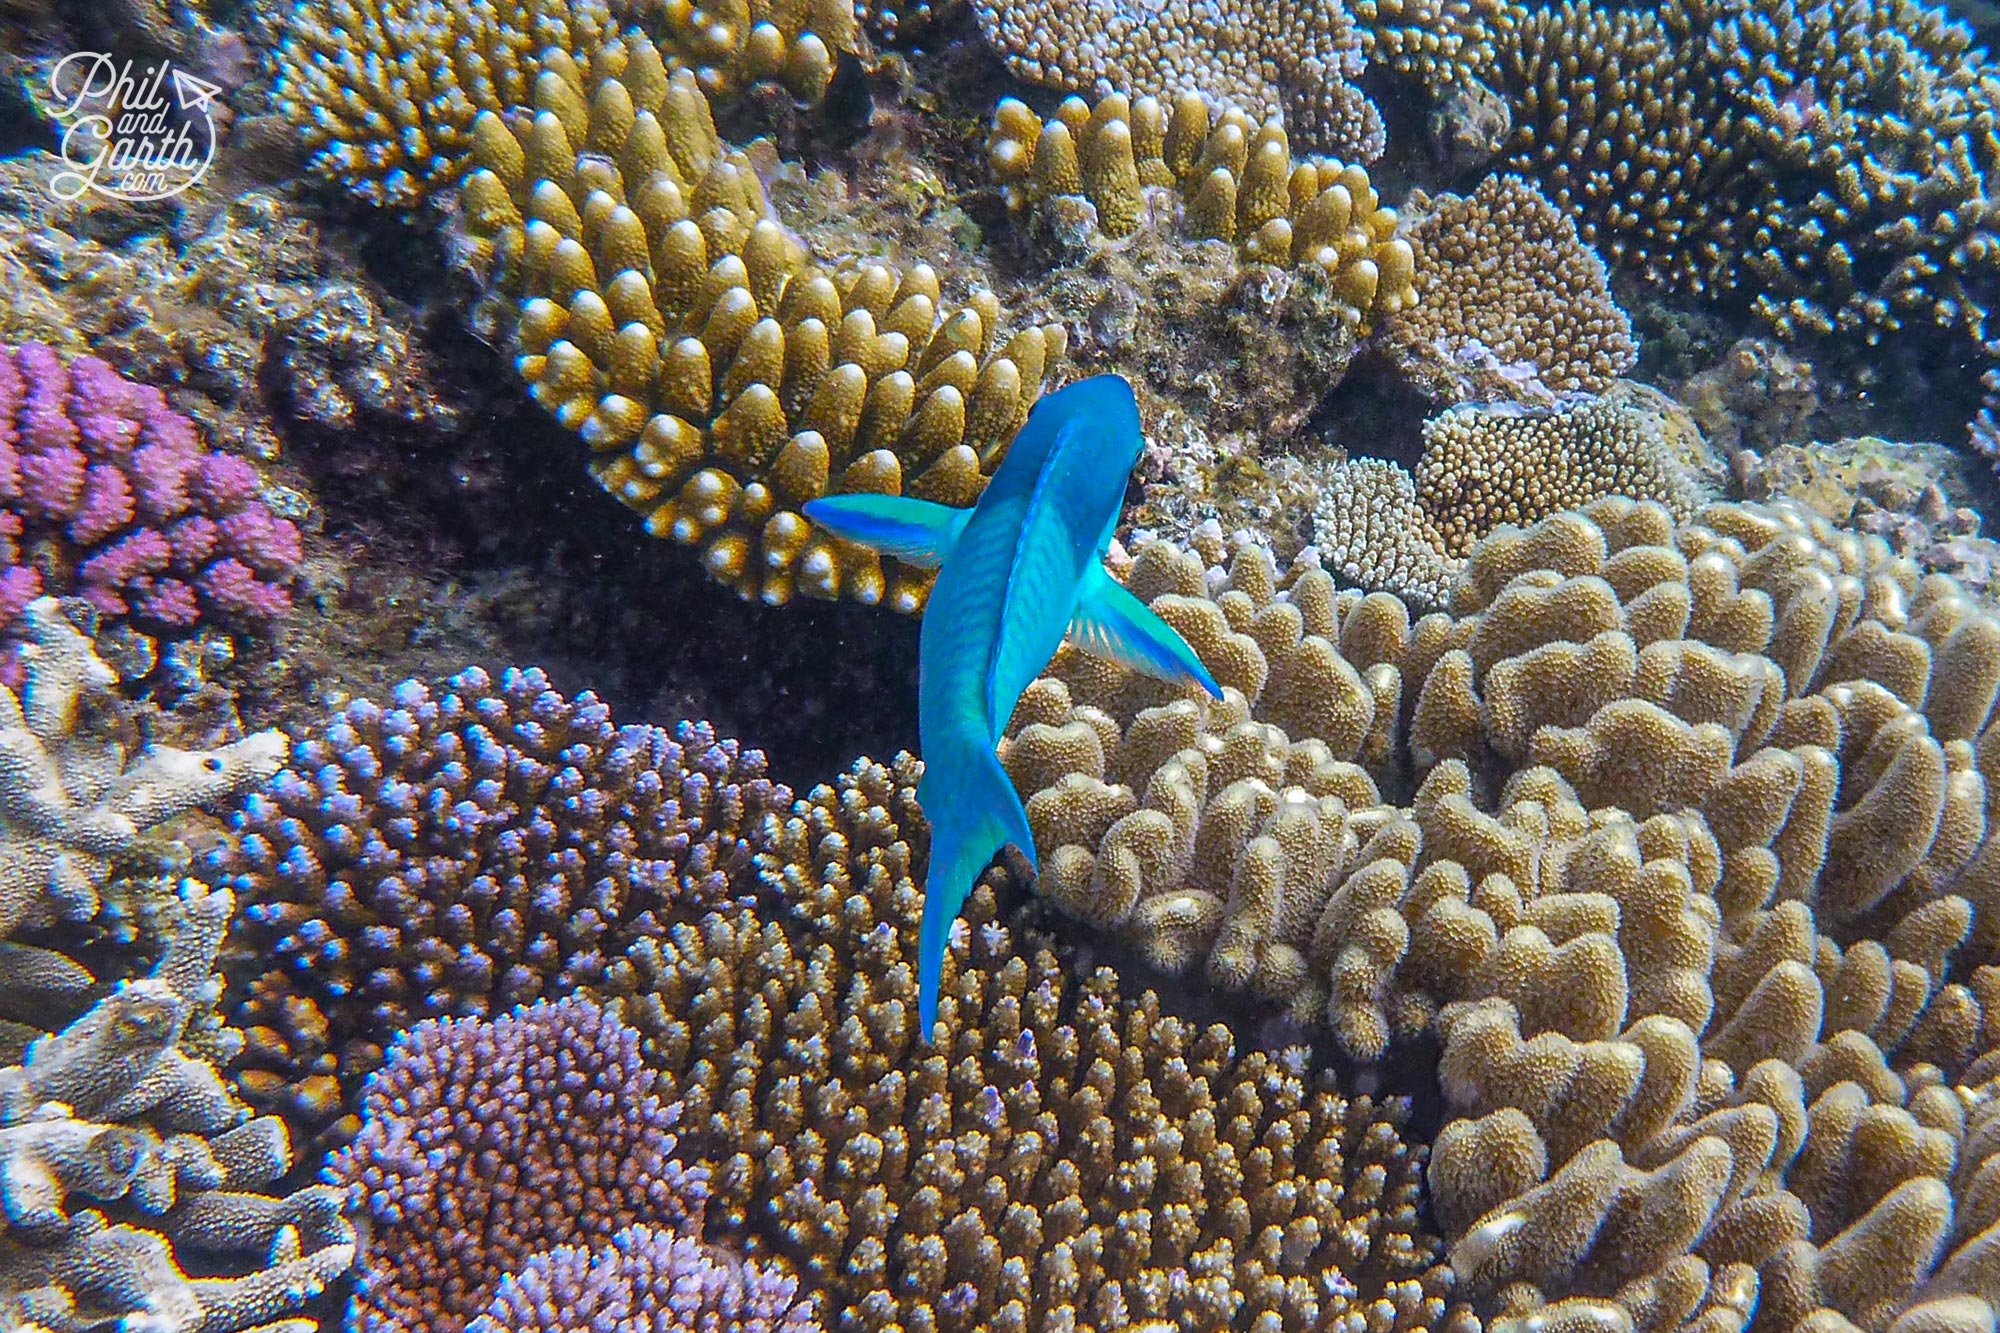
653 0 859 102
458 34 1064 609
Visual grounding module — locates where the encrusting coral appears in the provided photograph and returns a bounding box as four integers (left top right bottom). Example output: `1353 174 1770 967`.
987 92 1417 331
0 882 354 1333
328 997 724 1333
1 598 283 1038
1382 175 1638 404
995 495 2000 1333
456 31 1065 609
972 0 1387 161
610 752 1480 1332
205 665 788 1141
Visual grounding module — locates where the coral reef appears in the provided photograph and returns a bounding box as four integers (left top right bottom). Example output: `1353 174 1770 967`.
973 0 1387 160
1678 339 1823 457
996 495 2000 1333
1383 175 1637 404
0 882 354 1332
1311 457 1465 606
986 92 1416 328
1 598 283 1034
611 752 1478 1331
1351 0 1514 87
456 33 1064 610
0 345 302 661
329 996 715 1333
207 665 787 1140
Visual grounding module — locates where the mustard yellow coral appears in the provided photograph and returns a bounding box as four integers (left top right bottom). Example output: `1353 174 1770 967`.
988 92 1417 330
459 34 1064 609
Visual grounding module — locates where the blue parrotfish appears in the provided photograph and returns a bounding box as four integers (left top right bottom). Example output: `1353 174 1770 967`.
803 374 1223 1035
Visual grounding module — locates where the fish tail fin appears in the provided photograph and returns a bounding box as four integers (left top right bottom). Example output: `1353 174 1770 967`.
916 744 1036 1038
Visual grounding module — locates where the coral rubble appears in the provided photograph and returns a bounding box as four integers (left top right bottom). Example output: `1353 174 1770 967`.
208 665 787 1140
0 883 354 1332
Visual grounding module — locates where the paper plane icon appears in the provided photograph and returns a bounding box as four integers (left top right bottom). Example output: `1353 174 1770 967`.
172 68 222 113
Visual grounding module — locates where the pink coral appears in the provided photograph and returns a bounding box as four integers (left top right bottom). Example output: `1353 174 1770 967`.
0 343 301 656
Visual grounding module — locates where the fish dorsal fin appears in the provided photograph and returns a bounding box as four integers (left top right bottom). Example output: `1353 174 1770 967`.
801 494 970 568
1068 564 1223 697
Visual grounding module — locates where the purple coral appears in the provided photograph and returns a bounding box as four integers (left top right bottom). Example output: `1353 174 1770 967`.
469 1224 821 1333
206 667 791 1135
328 997 711 1333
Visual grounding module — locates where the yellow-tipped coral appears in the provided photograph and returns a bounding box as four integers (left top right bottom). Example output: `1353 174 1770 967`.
459 33 1065 609
988 91 1418 330
653 0 861 102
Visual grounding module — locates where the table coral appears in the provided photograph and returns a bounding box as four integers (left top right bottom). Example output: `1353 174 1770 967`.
972 0 1386 161
328 996 715 1333
206 665 788 1141
994 496 2000 1333
611 752 1480 1332
457 33 1064 610
0 344 302 659
0 882 354 1333
986 92 1416 329
0 598 283 1031
1383 175 1637 404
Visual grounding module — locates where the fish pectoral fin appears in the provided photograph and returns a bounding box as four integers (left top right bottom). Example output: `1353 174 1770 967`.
1068 565 1224 699
800 494 970 568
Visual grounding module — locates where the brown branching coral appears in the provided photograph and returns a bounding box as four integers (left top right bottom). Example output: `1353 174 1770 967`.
972 0 1387 161
1383 175 1638 404
987 91 1417 330
457 33 1064 610
611 752 1481 1332
1350 0 1515 89
995 496 2000 1333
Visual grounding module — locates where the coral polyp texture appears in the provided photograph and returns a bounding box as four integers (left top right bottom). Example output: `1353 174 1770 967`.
987 92 1417 327
1 598 283 1032
652 0 860 101
1350 0 1514 87
457 34 1065 609
329 997 717 1333
1383 175 1638 404
973 0 1386 160
0 883 355 1333
206 666 788 1140
610 752 1479 1332
0 345 302 653
995 496 2000 1333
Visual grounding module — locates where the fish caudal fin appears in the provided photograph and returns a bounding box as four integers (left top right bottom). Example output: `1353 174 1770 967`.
915 743 1036 1036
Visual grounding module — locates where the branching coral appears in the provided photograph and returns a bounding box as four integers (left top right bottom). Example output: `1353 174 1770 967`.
1383 175 1638 403
0 882 354 1333
972 0 1386 160
610 752 1479 1331
206 666 787 1140
1 598 283 1031
986 92 1416 330
1312 458 1465 606
995 496 2000 1333
457 33 1065 609
1350 0 1515 89
328 997 715 1333
0 345 302 655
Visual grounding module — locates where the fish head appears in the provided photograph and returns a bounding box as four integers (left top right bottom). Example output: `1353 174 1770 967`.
1020 374 1145 546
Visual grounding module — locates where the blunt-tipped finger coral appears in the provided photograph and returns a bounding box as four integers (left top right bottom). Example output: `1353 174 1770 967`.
328 997 715 1333
1383 176 1638 404
611 751 1480 1332
986 92 1417 329
205 666 788 1141
458 35 1064 609
0 882 355 1333
0 345 302 662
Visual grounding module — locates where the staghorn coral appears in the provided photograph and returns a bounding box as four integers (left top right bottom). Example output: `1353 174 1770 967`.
972 0 1387 160
994 496 2000 1333
206 666 788 1142
469 1223 819 1333
0 598 283 1034
1383 175 1638 404
0 345 302 660
328 997 715 1333
457 33 1064 610
986 92 1417 331
611 751 1480 1332
0 882 354 1333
